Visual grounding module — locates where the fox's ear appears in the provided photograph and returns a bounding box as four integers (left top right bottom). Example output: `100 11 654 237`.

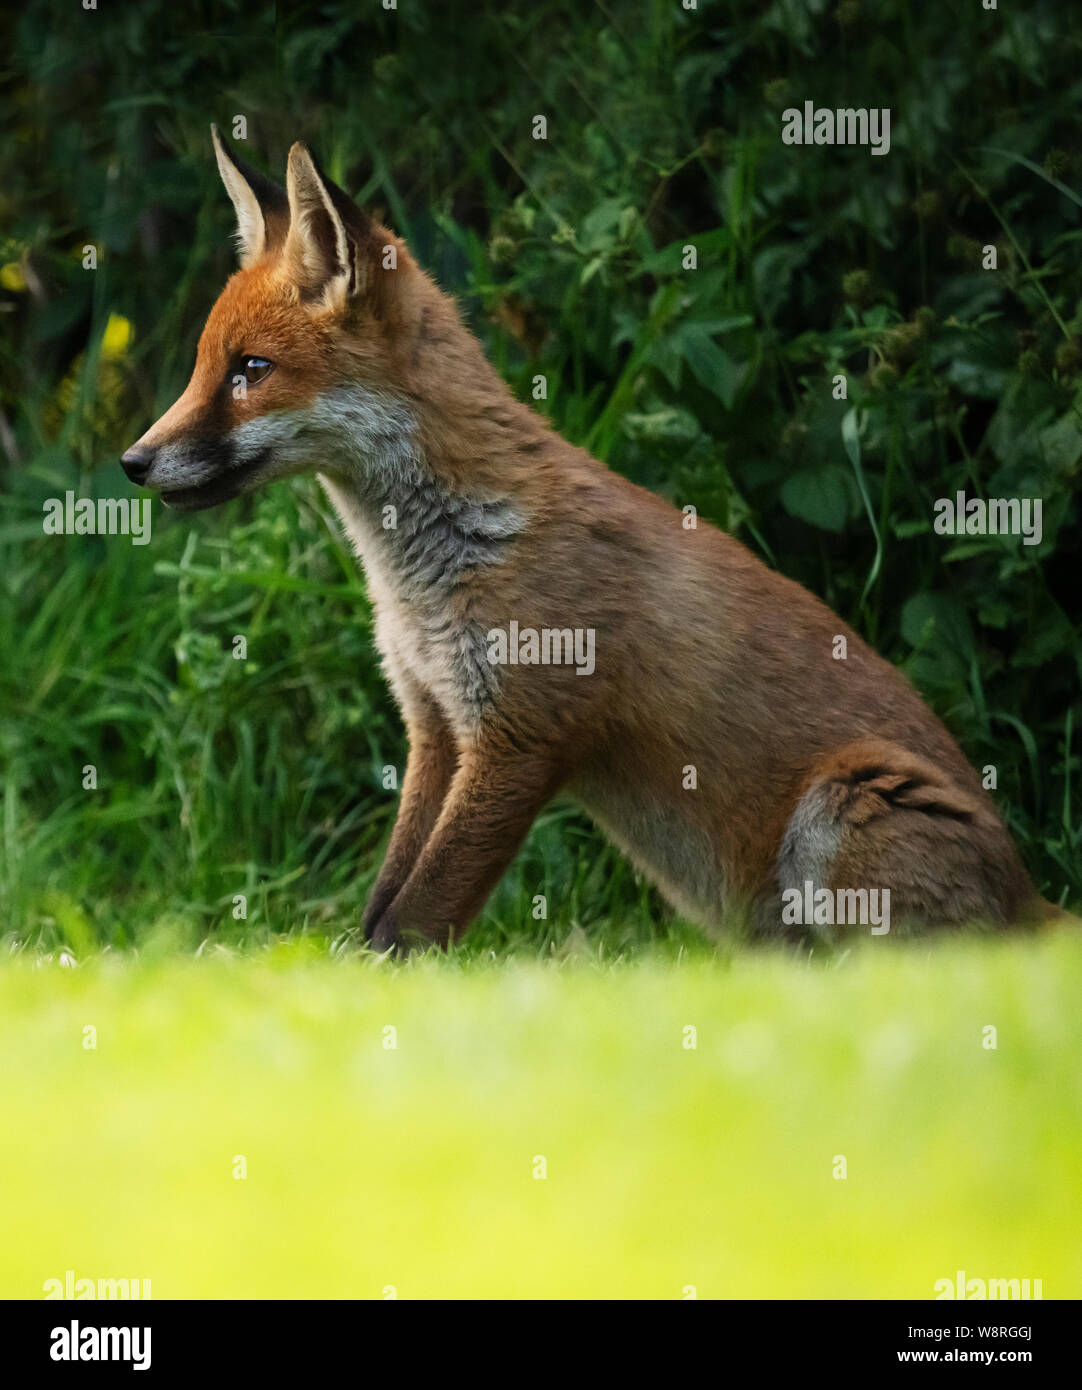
283 142 369 309
211 125 289 267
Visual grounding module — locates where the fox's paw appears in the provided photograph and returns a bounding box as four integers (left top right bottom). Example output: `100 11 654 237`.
366 910 404 955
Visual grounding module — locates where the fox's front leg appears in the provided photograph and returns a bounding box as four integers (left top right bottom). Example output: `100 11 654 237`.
366 738 565 952
362 692 457 940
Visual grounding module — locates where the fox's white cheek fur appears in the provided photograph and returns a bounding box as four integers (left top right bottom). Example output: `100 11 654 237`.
228 385 416 481
230 384 525 731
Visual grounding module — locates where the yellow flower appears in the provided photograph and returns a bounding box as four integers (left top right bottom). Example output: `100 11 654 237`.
0 262 27 292
102 312 133 359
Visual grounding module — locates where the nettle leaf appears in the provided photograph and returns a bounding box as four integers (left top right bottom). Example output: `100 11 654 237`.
901 591 975 685
579 198 624 246
861 306 893 331
1038 413 1082 476
676 323 747 407
780 464 860 532
1014 610 1076 667
640 229 728 276
986 382 1054 468
753 242 813 320
643 336 684 390
933 276 1005 324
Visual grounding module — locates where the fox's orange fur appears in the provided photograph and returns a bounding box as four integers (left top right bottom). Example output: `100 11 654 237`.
123 131 1052 949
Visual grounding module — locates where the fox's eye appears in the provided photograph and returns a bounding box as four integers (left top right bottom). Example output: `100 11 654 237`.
242 356 274 385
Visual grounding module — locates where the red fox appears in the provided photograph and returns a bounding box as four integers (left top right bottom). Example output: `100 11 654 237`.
122 129 1050 949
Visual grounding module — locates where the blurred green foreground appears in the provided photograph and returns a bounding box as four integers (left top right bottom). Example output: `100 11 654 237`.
1 933 1079 1299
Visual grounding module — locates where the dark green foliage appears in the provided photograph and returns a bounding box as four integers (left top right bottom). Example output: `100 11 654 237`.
1 0 1078 951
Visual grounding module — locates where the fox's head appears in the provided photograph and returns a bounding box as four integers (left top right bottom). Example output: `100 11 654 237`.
122 129 446 511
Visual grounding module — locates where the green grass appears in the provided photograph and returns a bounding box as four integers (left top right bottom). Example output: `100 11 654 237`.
2 932 1080 1299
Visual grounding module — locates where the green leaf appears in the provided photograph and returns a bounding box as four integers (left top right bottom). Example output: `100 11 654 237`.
901 593 975 676
1038 413 1082 476
677 324 746 407
780 465 858 532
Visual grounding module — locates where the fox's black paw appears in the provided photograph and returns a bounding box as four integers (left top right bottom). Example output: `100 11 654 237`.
367 911 404 955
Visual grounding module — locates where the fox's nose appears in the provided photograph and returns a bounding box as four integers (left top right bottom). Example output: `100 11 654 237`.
121 444 157 486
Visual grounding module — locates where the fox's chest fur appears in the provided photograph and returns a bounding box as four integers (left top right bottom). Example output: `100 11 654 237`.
311 387 523 736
